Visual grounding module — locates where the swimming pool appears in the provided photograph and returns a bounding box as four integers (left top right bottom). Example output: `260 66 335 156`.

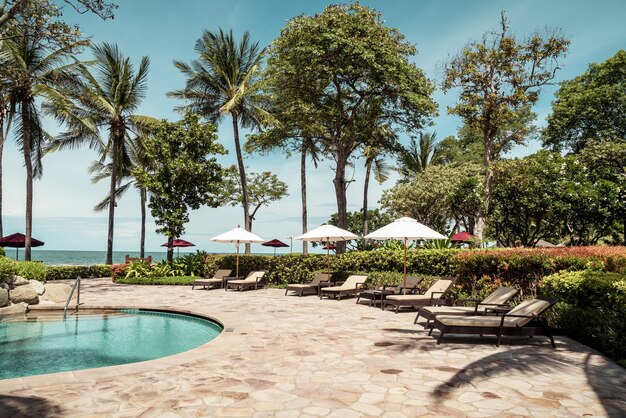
0 309 223 380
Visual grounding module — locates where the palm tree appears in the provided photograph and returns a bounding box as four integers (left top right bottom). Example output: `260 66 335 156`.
2 27 80 260
362 145 391 237
46 42 154 264
397 131 442 182
0 84 10 239
169 29 265 254
88 136 151 258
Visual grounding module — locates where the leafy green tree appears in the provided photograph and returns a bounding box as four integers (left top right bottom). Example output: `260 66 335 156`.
489 150 625 246
543 50 626 152
381 163 483 234
218 167 288 234
261 3 437 253
46 42 155 264
2 23 82 260
134 113 226 263
0 0 116 33
442 13 569 242
328 209 392 251
170 29 265 254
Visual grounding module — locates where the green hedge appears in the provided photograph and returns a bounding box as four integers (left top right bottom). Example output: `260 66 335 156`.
541 270 626 362
0 257 17 279
16 261 47 282
114 276 197 285
0 258 113 282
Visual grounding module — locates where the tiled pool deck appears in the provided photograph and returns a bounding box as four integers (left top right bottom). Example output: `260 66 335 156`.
1 278 625 417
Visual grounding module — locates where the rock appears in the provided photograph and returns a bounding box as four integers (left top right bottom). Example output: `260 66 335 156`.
42 283 71 303
10 286 39 304
29 279 45 295
13 276 30 286
0 282 9 291
0 288 8 307
0 302 28 316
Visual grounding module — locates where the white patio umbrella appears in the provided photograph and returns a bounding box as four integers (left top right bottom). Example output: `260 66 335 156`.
209 226 265 277
364 217 446 289
296 224 359 276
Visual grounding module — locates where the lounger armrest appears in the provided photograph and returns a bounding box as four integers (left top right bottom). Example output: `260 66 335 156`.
429 291 447 305
355 282 367 290
319 281 334 287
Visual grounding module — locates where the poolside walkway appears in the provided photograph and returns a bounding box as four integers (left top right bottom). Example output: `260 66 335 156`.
1 278 625 417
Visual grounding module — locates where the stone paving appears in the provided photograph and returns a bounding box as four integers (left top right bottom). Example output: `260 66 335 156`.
1 278 625 417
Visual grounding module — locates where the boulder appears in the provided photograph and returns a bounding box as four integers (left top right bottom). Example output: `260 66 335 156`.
0 302 28 316
29 279 45 295
0 288 8 307
42 283 71 303
0 282 9 291
13 276 30 286
9 286 39 305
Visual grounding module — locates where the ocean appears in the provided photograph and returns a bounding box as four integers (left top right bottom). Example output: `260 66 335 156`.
4 249 281 265
6 250 178 265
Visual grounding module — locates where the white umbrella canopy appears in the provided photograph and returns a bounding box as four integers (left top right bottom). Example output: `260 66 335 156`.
365 217 446 289
364 217 446 241
296 224 359 275
209 226 265 277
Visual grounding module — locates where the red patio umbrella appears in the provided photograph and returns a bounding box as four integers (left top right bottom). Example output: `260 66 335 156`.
322 243 336 251
0 232 45 260
161 239 195 257
262 239 289 256
451 231 474 243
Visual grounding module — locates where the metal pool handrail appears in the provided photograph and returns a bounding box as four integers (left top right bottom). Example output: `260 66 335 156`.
64 276 81 319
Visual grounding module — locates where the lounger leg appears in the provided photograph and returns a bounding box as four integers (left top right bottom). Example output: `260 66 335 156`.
428 325 434 336
413 312 420 324
395 305 399 314
436 330 444 345
300 288 304 297
285 288 288 296
541 318 556 348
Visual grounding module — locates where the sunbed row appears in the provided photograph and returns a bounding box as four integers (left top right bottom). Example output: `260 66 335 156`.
192 270 558 347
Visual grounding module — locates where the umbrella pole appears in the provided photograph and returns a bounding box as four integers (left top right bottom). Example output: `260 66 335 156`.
326 238 331 277
236 243 240 277
16 247 19 261
403 237 407 293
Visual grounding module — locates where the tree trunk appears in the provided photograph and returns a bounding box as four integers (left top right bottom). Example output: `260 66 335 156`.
300 147 308 255
0 115 4 239
140 187 146 258
333 155 348 254
106 137 119 265
167 235 174 263
475 134 495 245
362 157 372 238
21 100 33 261
231 113 251 254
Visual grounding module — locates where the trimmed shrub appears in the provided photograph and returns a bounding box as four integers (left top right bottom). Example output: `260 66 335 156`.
114 276 197 285
45 264 113 280
0 247 5 257
451 246 626 297
16 261 47 281
0 257 17 279
541 270 626 362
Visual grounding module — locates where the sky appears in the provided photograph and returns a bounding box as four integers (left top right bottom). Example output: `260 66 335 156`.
2 0 626 253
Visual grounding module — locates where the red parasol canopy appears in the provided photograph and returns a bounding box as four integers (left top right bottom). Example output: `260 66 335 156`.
322 243 337 250
161 239 195 248
262 239 289 256
261 239 289 248
0 232 44 260
451 231 474 242
0 232 44 248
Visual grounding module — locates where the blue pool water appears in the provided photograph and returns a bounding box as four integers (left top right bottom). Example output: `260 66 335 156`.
0 310 222 380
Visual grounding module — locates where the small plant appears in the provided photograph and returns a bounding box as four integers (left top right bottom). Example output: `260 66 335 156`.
0 256 17 279
123 261 153 279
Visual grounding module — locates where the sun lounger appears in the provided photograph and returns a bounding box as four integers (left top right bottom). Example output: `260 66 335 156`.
432 296 558 347
416 286 519 325
381 277 456 313
285 273 333 296
356 276 424 307
192 269 232 290
319 275 368 300
225 271 267 291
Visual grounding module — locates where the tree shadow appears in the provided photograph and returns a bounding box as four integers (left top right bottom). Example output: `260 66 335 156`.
377 325 626 416
0 394 63 418
430 345 626 417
